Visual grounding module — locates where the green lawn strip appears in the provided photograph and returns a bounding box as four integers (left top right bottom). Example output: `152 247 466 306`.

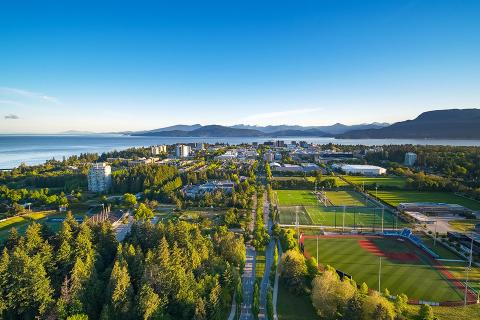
255 249 266 281
0 216 26 230
277 281 318 320
417 234 462 260
407 304 480 320
304 237 462 301
276 190 318 206
375 191 480 211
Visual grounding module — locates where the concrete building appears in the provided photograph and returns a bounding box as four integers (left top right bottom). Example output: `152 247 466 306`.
175 144 191 158
274 152 282 161
88 163 112 193
264 151 274 162
275 140 286 148
398 202 471 215
151 145 167 155
404 152 417 166
339 164 386 176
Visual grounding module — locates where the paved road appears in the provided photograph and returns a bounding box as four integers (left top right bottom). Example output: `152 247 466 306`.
240 245 257 320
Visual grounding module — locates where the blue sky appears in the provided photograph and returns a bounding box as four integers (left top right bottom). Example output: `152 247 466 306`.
1 0 479 133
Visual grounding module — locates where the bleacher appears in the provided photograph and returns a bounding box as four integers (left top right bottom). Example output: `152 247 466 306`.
382 228 440 259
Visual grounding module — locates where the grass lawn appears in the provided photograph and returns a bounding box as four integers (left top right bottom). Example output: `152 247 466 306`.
276 190 318 206
375 191 480 211
277 281 319 320
343 175 407 189
305 206 403 229
256 250 266 280
303 236 464 302
448 219 480 232
407 304 480 320
417 233 462 260
324 191 367 207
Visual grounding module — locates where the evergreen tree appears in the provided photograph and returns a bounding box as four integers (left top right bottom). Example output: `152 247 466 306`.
107 260 134 319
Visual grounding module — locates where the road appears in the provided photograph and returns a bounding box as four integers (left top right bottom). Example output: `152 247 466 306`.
240 245 257 320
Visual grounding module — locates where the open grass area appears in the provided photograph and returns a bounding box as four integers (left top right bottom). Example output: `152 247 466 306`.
375 191 480 211
276 190 318 206
343 175 407 189
305 206 403 229
277 281 319 320
448 219 480 232
303 236 464 302
278 206 313 225
324 190 367 206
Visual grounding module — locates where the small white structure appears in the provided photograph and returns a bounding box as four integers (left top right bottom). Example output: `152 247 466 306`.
404 152 417 166
340 164 386 176
152 145 167 155
88 163 112 192
175 144 191 158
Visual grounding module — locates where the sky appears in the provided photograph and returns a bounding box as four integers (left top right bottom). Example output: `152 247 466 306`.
1 0 480 133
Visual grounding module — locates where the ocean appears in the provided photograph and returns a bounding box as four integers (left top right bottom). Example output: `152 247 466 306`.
1 134 480 168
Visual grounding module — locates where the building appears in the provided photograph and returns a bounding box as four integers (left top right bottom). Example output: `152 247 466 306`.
151 145 167 155
264 151 274 162
339 164 386 175
404 152 417 166
398 202 471 215
274 152 282 161
88 163 112 193
275 140 286 148
182 180 235 198
299 141 309 148
175 144 191 158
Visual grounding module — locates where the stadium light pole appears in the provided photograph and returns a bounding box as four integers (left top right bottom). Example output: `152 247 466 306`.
434 220 437 247
381 207 384 233
342 205 345 233
316 233 319 263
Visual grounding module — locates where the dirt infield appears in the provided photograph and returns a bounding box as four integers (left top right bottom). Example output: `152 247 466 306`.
358 239 419 262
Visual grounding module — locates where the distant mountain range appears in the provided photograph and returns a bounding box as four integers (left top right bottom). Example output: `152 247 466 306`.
130 122 389 138
339 109 480 139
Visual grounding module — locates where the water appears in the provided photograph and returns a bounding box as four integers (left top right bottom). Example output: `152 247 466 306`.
1 134 479 168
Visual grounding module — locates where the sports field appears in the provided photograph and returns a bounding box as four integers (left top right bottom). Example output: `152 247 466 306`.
324 191 367 206
374 191 480 211
306 206 403 229
343 176 407 189
276 190 318 206
303 235 465 302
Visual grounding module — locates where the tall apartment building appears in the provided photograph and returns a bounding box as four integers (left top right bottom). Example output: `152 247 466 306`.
88 163 112 192
264 151 274 162
175 144 191 158
151 145 167 155
404 152 417 166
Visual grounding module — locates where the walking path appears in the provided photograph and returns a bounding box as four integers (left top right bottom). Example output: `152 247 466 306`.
227 293 237 320
272 242 283 320
240 194 258 320
259 192 275 319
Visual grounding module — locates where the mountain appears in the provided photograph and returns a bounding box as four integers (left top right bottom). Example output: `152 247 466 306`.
231 123 389 134
338 109 480 139
138 124 202 134
133 125 266 137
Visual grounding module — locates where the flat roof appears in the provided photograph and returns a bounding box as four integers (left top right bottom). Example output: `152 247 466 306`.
341 164 385 170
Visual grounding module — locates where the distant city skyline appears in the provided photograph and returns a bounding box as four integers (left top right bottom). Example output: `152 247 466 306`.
1 1 480 133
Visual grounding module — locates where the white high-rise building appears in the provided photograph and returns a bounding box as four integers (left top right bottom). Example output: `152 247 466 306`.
88 163 112 192
404 152 417 166
151 145 167 155
175 144 191 158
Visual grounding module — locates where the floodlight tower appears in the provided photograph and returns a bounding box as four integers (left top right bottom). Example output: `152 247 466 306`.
465 237 474 306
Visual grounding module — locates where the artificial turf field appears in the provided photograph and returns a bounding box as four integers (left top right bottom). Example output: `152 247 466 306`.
324 190 368 206
276 190 318 206
302 235 466 302
342 175 407 189
374 190 480 211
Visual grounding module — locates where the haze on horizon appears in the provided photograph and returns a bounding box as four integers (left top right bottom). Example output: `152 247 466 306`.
1 0 480 134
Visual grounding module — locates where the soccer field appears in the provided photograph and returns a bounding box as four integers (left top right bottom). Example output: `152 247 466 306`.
375 191 480 211
324 191 368 206
276 190 318 206
305 206 403 229
343 176 407 189
303 236 465 302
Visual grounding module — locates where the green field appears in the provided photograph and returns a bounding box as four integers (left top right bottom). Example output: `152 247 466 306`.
306 175 349 187
276 190 318 206
278 206 313 225
303 236 464 302
306 206 403 229
448 219 480 232
343 175 407 189
324 191 367 206
375 191 480 211
277 281 319 320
